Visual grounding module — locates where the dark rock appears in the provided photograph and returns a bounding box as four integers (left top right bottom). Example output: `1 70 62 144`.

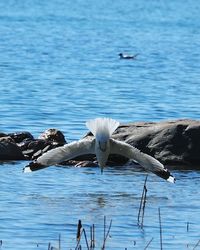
8 132 34 143
0 132 7 137
19 129 66 160
111 119 200 167
0 129 66 161
78 119 200 168
1 119 200 168
19 139 54 160
0 136 25 160
38 128 66 145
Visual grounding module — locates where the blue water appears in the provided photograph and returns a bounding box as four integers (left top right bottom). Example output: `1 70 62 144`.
0 0 200 249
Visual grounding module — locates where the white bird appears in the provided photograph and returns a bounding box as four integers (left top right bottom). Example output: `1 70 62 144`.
23 118 175 183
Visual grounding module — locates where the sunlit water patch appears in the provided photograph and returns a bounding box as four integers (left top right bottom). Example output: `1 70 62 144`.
0 163 200 249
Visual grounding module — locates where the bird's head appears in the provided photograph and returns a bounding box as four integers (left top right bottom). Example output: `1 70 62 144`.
95 137 110 173
86 117 120 173
94 127 111 173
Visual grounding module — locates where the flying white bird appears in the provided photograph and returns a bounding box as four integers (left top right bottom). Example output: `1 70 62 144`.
23 118 175 183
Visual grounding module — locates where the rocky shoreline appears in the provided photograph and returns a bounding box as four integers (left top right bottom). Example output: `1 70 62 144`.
1 119 200 169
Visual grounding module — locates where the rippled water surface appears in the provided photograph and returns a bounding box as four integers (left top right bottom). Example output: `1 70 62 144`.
0 0 200 249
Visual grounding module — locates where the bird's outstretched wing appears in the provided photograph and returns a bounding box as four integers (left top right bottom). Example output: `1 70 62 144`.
23 138 95 172
110 139 175 183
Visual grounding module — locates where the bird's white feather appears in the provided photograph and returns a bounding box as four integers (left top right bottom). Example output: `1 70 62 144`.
110 139 175 183
36 138 95 166
23 166 32 173
86 118 120 142
23 117 175 183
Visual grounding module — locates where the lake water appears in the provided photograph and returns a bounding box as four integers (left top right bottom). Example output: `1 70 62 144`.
0 0 200 249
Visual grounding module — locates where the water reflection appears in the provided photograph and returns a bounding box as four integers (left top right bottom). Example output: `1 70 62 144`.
96 196 106 208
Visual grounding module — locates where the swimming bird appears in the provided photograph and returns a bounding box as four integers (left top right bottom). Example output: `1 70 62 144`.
23 118 175 183
119 53 139 59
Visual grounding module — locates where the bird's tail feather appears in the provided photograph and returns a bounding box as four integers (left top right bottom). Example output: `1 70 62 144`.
23 161 47 172
154 169 175 183
86 118 120 141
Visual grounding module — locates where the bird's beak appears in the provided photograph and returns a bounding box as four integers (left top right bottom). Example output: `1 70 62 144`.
99 141 107 152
